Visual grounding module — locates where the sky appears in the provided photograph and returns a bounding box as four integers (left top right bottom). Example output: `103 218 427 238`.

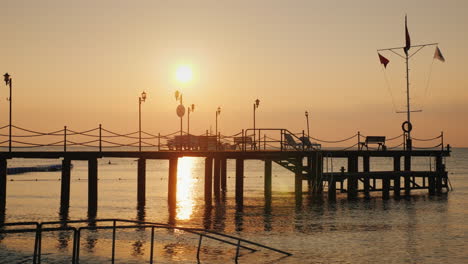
1 0 468 146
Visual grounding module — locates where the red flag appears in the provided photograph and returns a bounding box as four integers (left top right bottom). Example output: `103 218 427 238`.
378 53 389 68
404 15 411 55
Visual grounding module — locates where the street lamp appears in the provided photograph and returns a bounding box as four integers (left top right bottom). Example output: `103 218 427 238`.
305 111 310 138
187 104 195 149
138 91 147 152
3 73 12 152
215 106 221 136
253 99 260 149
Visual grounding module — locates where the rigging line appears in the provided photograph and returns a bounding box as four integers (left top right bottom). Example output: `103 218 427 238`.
408 46 425 59
421 58 436 109
389 49 406 59
380 64 398 112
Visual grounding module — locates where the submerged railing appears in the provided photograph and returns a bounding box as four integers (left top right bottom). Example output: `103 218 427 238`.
0 124 447 152
0 218 292 263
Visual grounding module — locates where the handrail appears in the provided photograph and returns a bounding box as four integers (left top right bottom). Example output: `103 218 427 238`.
0 218 291 263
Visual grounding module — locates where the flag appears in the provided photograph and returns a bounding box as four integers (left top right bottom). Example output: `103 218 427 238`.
434 46 445 62
404 15 411 55
378 53 390 68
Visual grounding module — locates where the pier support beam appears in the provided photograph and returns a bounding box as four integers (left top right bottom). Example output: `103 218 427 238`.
328 176 336 201
382 178 390 200
213 158 221 202
221 159 227 194
264 159 272 202
363 155 370 199
137 158 146 205
168 158 178 209
235 159 244 206
435 155 443 194
204 157 213 206
347 155 358 199
295 157 303 205
60 159 72 209
404 154 411 196
393 156 401 198
0 159 6 211
88 158 98 216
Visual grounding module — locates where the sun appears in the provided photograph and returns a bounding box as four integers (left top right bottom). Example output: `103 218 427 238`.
175 65 193 83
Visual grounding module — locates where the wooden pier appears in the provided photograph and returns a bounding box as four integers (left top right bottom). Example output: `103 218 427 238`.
0 148 450 215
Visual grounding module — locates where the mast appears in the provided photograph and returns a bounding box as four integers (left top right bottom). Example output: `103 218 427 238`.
405 50 411 141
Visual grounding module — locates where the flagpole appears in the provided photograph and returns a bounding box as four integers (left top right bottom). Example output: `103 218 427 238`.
405 51 412 150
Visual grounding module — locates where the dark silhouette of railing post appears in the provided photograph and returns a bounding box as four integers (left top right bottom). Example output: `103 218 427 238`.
0 159 6 211
441 131 444 151
64 126 67 152
99 124 102 152
358 131 361 150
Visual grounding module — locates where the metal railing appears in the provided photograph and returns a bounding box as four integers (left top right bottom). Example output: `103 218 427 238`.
0 218 292 263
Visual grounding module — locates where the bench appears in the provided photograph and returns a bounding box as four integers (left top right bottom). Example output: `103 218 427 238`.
360 136 386 150
233 136 254 150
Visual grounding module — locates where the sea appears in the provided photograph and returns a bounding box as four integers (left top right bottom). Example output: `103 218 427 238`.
0 148 467 263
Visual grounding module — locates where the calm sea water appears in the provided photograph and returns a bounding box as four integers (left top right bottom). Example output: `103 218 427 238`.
0 149 467 263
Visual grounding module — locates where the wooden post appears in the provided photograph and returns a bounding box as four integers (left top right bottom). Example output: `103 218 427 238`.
264 159 272 201
404 154 411 196
60 159 72 209
137 158 146 205
168 158 178 208
204 157 213 205
235 159 244 206
435 155 443 194
347 155 358 199
382 178 390 200
0 159 7 211
88 158 98 215
295 157 302 205
363 155 370 199
213 158 221 202
328 176 336 201
221 159 227 193
393 156 401 198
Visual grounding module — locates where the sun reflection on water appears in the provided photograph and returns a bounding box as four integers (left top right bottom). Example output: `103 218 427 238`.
176 157 198 220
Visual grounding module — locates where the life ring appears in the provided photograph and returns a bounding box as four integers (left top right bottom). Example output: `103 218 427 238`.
402 121 412 133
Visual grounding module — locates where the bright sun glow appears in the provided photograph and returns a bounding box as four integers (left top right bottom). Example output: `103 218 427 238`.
175 65 193 83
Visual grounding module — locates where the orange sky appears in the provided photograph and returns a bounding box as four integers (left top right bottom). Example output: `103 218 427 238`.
1 0 468 146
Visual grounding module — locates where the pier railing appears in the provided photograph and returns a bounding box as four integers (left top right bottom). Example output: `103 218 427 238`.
0 124 446 152
0 218 292 263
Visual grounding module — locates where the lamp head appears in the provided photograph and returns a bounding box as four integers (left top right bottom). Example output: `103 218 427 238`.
191 104 195 111
141 91 147 101
305 111 308 117
3 73 10 85
255 99 260 108
174 90 180 101
217 106 221 114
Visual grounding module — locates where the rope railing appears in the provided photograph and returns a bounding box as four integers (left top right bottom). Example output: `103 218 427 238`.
0 125 448 152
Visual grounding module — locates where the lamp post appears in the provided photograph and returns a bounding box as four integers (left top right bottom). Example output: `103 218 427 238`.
175 90 185 149
3 73 12 152
305 111 310 138
215 107 221 136
253 99 260 149
138 91 147 152
187 104 195 149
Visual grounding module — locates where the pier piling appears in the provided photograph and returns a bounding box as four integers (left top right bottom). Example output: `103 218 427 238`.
168 158 178 208
264 159 272 201
347 156 358 199
0 159 6 211
221 158 227 194
235 159 244 206
393 156 401 197
88 158 98 215
204 157 213 206
363 155 370 199
295 157 302 205
137 158 146 205
435 155 443 194
404 155 411 196
60 159 71 209
214 158 221 202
